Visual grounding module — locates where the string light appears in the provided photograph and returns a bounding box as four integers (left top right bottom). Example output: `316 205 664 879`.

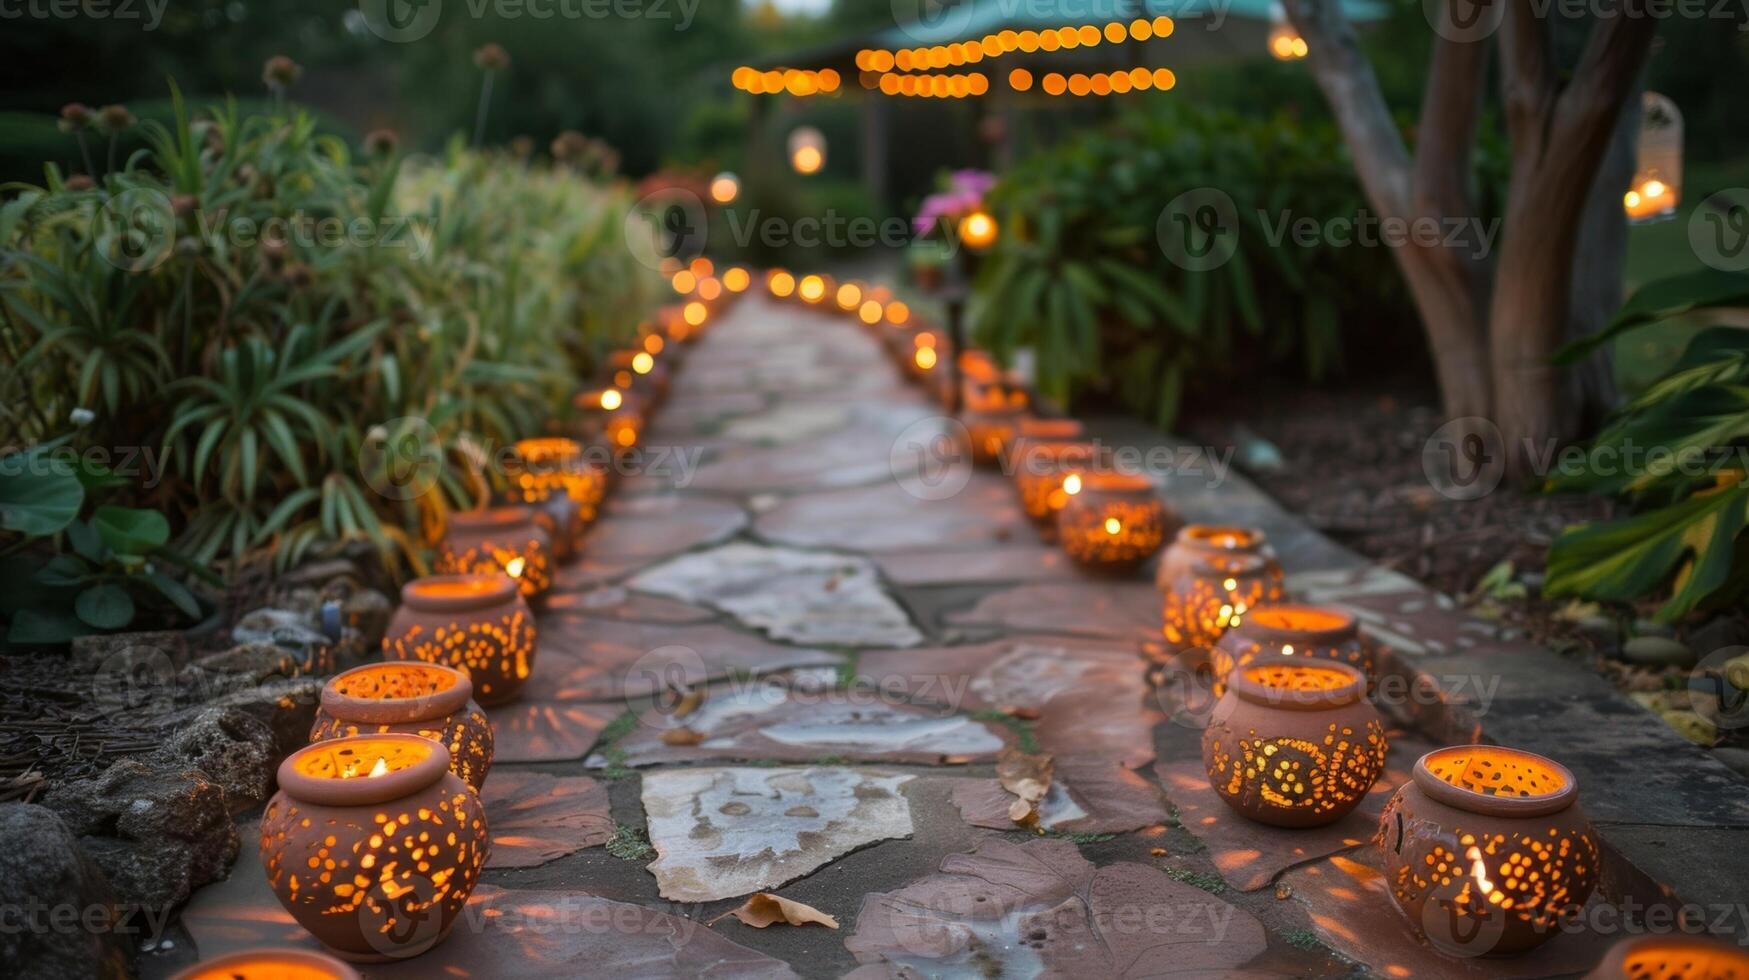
733 67 842 95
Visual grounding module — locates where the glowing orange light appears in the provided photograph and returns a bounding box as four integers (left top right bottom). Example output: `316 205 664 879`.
886 301 910 325
960 211 998 250
709 172 740 204
798 275 827 303
504 556 527 580
859 300 883 324
683 301 708 326
1010 68 1033 92
670 270 696 294
914 347 938 370
643 334 665 355
837 282 863 310
769 270 796 297
1063 473 1083 495
631 352 655 375
792 145 824 175
723 267 751 292
599 389 623 411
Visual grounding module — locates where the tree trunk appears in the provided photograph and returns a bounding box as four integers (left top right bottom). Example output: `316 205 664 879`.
1564 78 1641 430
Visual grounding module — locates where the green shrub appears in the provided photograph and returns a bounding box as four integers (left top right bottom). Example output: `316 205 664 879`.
1546 270 1749 621
969 102 1441 426
0 86 661 643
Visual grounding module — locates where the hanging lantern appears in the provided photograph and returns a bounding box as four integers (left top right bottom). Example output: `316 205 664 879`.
1379 746 1598 957
1157 525 1286 647
310 662 494 791
1625 92 1682 223
1202 658 1386 827
709 171 741 205
1210 604 1375 697
788 126 826 175
260 734 489 962
384 574 537 706
1268 3 1308 60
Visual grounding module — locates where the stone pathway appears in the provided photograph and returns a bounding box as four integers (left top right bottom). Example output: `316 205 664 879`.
158 293 1747 978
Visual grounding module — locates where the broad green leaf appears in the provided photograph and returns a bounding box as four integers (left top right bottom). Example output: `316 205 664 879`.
7 608 88 645
92 505 171 556
0 455 84 536
74 583 136 630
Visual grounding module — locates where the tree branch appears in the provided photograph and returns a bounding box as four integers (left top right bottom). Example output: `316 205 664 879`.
1280 0 1411 217
1413 2 1493 225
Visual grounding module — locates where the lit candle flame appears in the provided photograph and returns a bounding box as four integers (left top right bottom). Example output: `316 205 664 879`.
505 556 527 579
1063 474 1083 495
369 756 389 778
1104 517 1122 535
1466 845 1495 896
632 352 655 374
600 389 623 411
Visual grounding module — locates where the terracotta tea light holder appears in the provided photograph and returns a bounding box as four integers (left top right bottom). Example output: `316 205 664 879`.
1010 420 1097 527
1157 525 1287 648
609 348 670 405
1379 745 1599 957
435 506 552 602
1582 934 1749 979
170 947 361 980
959 402 1026 468
1202 658 1387 828
384 574 537 706
508 436 607 535
311 662 494 791
1211 603 1374 697
260 734 489 962
573 387 645 456
1055 472 1176 573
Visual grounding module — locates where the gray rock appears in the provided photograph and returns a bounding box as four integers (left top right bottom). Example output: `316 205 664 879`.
1620 635 1696 669
1712 746 1749 781
1575 614 1620 640
42 759 240 924
185 642 304 684
69 630 190 674
153 708 277 816
1690 617 1749 660
230 607 333 674
202 676 324 756
0 804 130 980
340 587 392 645
1632 618 1678 639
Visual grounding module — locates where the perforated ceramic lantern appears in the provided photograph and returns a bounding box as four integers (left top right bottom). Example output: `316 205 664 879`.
609 348 670 405
1210 604 1374 697
384 574 536 706
1378 746 1598 957
170 948 361 980
573 387 644 456
1010 420 1095 526
1056 473 1175 573
1158 525 1287 647
508 437 607 533
1202 658 1386 828
960 403 1026 467
311 662 494 791
1584 935 1749 979
435 506 552 602
260 734 489 962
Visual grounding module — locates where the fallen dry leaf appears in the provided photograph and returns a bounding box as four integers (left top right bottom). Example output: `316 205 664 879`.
661 727 706 746
672 687 705 718
711 892 839 930
996 747 1053 829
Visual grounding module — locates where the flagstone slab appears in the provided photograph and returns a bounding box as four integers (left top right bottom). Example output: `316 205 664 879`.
642 767 916 903
945 580 1162 645
719 402 852 445
482 771 613 869
1281 854 1611 979
872 545 1080 586
628 542 923 648
593 682 1009 768
544 586 719 624
946 756 1172 834
489 692 619 764
559 494 747 581
844 838 1271 978
180 852 796 980
534 616 845 701
682 430 915 494
755 477 1027 553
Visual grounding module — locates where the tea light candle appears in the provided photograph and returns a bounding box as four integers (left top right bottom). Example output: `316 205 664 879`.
311 662 494 790
384 574 536 705
1202 658 1386 827
435 506 552 602
1210 604 1374 696
1055 473 1175 573
1379 746 1598 957
170 948 361 980
260 734 489 962
1157 525 1286 647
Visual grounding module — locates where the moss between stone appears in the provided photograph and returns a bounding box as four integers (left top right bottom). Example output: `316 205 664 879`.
1164 868 1227 895
606 823 655 862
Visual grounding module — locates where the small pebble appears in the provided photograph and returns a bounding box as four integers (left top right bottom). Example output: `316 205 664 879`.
1149 847 1167 857
1620 635 1696 669
1275 883 1293 900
